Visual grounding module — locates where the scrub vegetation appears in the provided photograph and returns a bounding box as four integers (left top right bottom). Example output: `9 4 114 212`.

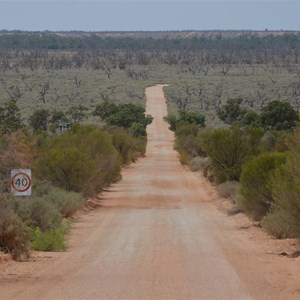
1 30 300 258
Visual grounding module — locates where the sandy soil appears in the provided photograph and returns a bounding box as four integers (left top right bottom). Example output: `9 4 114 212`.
1 84 300 300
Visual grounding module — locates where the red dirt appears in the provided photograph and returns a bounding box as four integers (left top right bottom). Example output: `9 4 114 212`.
0 84 300 299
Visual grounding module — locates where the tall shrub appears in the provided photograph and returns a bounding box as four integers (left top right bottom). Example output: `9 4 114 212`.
199 126 264 183
35 126 121 196
239 152 289 220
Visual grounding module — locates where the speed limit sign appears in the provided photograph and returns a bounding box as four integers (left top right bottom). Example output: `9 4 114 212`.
11 169 32 196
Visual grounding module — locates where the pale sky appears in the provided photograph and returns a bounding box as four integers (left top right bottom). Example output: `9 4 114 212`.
0 1 299 31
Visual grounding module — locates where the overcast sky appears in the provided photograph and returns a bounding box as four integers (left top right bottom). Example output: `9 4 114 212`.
0 1 299 31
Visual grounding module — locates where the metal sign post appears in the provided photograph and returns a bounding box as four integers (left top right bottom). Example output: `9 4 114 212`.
11 169 32 196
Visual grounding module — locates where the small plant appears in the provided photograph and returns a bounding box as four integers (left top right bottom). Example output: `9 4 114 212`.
31 222 71 251
188 156 209 172
261 211 292 239
217 181 240 201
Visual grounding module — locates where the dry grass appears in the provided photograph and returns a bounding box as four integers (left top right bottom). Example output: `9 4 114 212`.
1 63 299 127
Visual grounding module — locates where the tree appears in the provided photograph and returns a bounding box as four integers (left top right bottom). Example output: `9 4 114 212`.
93 101 118 121
178 110 205 128
50 110 69 125
29 109 50 131
164 110 205 131
66 105 87 124
217 98 245 125
0 101 22 131
94 102 153 130
261 100 299 131
240 111 261 128
106 104 153 128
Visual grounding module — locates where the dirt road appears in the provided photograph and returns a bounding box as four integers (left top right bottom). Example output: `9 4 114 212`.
1 84 300 299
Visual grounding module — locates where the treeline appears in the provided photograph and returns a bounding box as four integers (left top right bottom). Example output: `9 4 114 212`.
0 32 300 51
165 100 300 240
0 103 151 259
1 33 300 69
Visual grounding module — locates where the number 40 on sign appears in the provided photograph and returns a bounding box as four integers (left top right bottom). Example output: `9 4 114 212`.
11 169 32 196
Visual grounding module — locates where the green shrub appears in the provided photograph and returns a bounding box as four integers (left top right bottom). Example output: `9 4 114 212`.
175 123 205 163
261 100 299 131
0 101 22 131
240 111 261 128
163 114 177 131
164 110 205 131
130 122 147 137
94 102 153 130
217 98 244 125
268 149 300 238
35 125 121 196
31 222 70 251
29 109 50 131
239 152 289 220
178 110 205 128
199 126 264 183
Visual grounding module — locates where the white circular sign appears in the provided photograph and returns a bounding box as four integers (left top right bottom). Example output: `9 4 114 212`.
11 169 32 196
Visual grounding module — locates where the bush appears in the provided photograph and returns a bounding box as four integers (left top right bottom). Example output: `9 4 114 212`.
189 156 209 172
239 152 289 220
260 100 299 131
268 145 300 238
130 122 147 137
42 189 84 218
17 197 62 231
217 181 240 201
0 198 30 259
29 109 50 131
31 222 70 251
178 110 205 128
261 211 292 239
0 101 22 131
94 102 153 130
217 98 244 125
175 123 205 164
163 114 177 131
35 125 121 196
240 111 261 128
164 110 205 131
32 181 84 218
199 126 264 183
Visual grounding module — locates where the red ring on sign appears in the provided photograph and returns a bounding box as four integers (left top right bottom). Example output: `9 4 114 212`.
11 172 31 192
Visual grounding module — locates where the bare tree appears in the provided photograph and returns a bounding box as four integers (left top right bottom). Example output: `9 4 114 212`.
99 86 116 102
127 89 143 100
38 82 50 104
0 79 23 102
73 76 82 88
168 91 192 112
